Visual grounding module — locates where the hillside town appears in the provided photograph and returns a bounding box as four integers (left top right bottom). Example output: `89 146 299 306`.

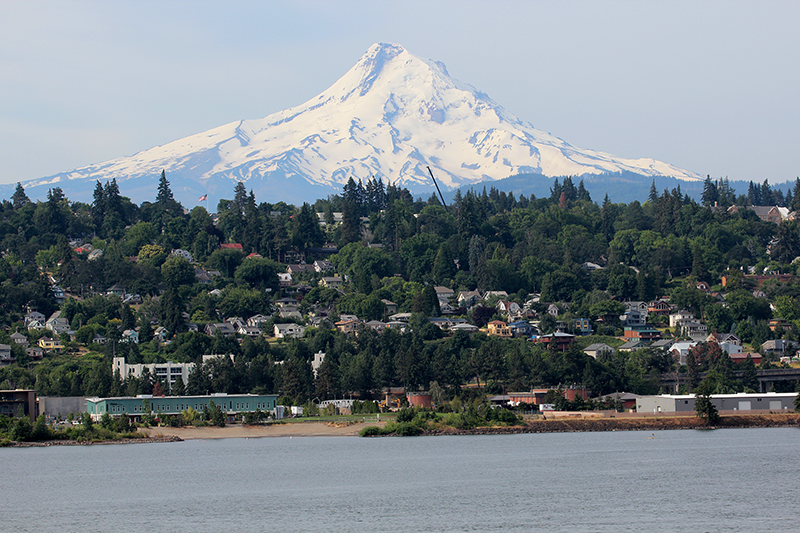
2 174 800 434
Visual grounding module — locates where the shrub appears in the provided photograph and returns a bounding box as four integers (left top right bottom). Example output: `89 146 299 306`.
358 425 385 437
391 422 421 436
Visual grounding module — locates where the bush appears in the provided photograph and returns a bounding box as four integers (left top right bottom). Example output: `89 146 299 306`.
358 425 385 437
396 407 415 423
390 422 421 436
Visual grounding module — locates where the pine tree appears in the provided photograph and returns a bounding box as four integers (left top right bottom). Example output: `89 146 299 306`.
791 178 800 212
156 170 174 205
648 180 658 203
701 176 719 207
11 183 29 209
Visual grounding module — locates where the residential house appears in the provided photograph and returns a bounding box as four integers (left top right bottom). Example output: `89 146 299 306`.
278 272 292 288
24 311 46 328
220 243 244 252
728 205 791 224
497 300 522 320
483 291 509 302
26 346 43 360
450 323 478 334
26 319 46 332
381 300 398 315
680 320 708 341
535 331 576 351
642 340 670 354
670 341 698 365
278 308 303 320
617 340 647 352
51 285 66 303
487 320 512 337
389 312 412 323
707 332 741 346
274 323 305 339
237 325 263 338
670 309 695 328
508 321 534 338
38 337 64 353
457 290 481 308
313 259 334 273
0 344 14 365
768 318 792 333
336 319 362 335
10 332 28 346
121 329 139 344
287 264 316 276
624 301 649 314
87 248 103 261
546 304 560 318
106 284 127 297
275 297 298 308
205 323 236 337
571 318 593 336
224 317 246 329
621 308 647 327
319 276 343 289
92 333 107 345
153 327 169 343
583 343 615 359
624 325 662 342
647 300 672 316
760 339 798 357
46 311 70 335
430 317 456 330
365 320 388 331
247 314 271 328
434 286 455 301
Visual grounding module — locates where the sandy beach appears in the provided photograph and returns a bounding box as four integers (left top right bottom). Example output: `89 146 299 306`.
145 420 386 440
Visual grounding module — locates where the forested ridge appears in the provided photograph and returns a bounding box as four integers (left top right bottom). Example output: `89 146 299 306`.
2 172 800 404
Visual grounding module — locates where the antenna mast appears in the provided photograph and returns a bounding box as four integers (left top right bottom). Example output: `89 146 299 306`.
427 166 448 209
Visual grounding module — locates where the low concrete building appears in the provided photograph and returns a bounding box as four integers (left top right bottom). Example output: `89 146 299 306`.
0 389 38 422
86 393 279 421
636 392 798 413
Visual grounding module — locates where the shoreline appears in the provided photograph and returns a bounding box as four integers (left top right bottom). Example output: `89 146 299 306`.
6 414 798 446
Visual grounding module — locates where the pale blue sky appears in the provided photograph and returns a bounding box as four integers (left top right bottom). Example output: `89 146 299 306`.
1 0 798 188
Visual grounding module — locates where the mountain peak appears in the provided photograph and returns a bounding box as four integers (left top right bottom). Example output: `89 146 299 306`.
10 43 701 205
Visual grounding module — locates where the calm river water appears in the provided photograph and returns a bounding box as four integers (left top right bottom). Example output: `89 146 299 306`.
3 427 798 532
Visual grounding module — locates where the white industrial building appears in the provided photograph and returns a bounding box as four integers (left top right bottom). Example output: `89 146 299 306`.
637 392 797 413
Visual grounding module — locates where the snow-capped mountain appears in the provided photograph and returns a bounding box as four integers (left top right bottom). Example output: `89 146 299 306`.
9 43 701 205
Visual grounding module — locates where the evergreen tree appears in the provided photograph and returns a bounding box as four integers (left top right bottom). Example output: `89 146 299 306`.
11 182 29 209
761 179 772 205
791 178 800 212
648 180 658 203
701 176 719 207
156 170 174 205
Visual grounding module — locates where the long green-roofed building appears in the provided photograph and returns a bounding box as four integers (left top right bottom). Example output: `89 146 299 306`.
86 393 279 421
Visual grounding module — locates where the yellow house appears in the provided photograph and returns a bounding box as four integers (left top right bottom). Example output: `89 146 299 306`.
38 337 65 353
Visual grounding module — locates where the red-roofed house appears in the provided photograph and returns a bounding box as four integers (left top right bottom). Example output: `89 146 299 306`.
220 243 244 252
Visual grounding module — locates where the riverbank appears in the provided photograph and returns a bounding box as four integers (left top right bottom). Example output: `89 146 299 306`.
8 435 182 447
145 420 384 439
424 413 800 436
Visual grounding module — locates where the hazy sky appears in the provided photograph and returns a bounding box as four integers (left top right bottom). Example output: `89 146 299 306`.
1 0 798 187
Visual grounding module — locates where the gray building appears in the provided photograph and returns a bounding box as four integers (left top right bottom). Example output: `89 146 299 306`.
637 392 797 413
